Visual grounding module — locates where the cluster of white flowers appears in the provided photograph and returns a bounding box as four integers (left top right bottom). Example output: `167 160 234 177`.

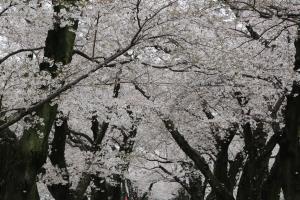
0 0 298 199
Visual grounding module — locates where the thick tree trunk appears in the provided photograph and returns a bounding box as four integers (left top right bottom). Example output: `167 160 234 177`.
213 131 235 200
0 1 79 198
280 82 300 200
277 27 300 200
0 123 18 198
0 103 57 200
236 122 269 200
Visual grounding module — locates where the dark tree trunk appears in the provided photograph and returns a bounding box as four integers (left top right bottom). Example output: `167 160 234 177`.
261 153 281 200
0 103 57 200
280 82 300 200
236 122 269 200
91 177 109 200
162 118 235 200
276 26 300 200
228 152 244 194
189 176 205 200
213 130 236 200
0 124 18 198
47 117 71 200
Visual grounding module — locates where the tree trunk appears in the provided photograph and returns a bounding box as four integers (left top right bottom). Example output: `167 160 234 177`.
47 117 71 200
0 103 57 200
261 153 281 200
277 26 300 200
189 177 205 200
91 177 109 200
162 118 235 200
280 82 300 200
236 122 269 200
213 130 236 200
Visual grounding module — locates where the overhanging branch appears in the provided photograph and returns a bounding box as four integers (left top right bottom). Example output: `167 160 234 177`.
0 47 44 65
133 82 235 200
0 42 136 132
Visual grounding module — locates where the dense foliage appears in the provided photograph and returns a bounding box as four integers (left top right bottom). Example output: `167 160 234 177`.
0 0 299 200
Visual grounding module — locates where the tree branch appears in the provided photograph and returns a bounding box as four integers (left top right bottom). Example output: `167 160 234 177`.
158 165 190 192
0 39 138 132
69 129 94 145
0 47 44 65
133 82 235 200
0 1 17 17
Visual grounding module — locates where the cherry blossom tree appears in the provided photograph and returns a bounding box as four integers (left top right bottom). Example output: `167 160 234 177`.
0 0 299 200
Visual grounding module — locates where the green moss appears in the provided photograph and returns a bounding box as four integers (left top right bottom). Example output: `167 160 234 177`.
19 103 57 167
44 26 77 65
0 103 57 200
44 0 80 66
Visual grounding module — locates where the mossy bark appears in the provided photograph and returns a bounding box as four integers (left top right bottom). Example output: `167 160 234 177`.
44 24 77 65
0 103 57 200
41 0 79 76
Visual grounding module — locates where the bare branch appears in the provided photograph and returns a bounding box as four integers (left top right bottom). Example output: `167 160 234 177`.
135 0 142 29
158 165 190 192
92 12 100 59
132 81 151 99
69 129 94 145
0 1 17 17
0 47 44 65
